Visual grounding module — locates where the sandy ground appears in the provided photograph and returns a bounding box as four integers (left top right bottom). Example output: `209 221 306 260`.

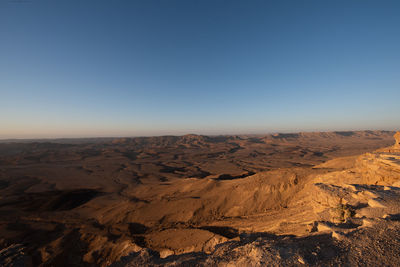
0 130 399 266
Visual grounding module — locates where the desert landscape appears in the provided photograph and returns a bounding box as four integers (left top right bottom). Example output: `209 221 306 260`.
2 130 400 266
2 1 400 266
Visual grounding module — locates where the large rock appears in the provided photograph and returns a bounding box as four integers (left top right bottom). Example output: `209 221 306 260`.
394 132 400 149
356 153 400 185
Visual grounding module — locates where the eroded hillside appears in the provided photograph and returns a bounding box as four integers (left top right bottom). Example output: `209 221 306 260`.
0 130 399 266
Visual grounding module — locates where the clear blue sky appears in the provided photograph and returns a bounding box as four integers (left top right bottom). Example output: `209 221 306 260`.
1 0 399 138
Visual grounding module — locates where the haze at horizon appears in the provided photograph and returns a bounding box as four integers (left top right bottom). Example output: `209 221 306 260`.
1 0 399 139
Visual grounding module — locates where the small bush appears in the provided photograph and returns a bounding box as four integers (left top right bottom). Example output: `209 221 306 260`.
334 198 355 223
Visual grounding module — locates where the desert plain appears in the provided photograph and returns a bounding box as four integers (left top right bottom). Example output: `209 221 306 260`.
1 130 400 266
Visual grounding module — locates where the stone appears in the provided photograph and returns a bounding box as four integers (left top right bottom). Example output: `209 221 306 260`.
394 132 400 148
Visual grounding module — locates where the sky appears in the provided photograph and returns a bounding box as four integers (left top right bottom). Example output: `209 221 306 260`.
1 0 399 139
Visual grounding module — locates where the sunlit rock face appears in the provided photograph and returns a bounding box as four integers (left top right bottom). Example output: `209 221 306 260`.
394 132 400 149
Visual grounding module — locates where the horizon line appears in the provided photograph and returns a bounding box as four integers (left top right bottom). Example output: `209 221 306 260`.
0 128 396 141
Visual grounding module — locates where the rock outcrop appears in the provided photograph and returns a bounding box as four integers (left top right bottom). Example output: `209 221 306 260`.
394 131 400 149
